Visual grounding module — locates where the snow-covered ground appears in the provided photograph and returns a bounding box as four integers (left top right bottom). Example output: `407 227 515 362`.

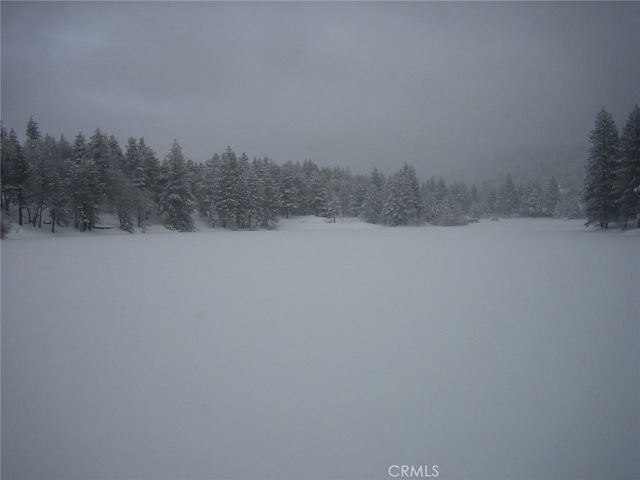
2 217 639 479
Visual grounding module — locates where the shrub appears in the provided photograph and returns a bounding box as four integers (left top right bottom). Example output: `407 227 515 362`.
1 220 12 239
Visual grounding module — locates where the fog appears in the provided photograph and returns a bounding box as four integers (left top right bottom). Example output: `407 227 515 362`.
2 1 639 177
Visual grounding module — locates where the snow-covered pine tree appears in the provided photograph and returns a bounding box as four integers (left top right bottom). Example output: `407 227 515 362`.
214 147 241 228
469 183 484 220
349 174 369 218
524 180 544 217
122 137 159 228
123 137 143 185
381 164 421 226
498 174 519 217
361 184 383 224
158 140 195 232
197 153 219 223
325 191 340 223
236 152 258 228
381 174 401 225
186 159 204 218
307 170 328 216
251 157 280 228
451 182 472 216
278 163 300 219
24 117 48 228
421 177 438 224
482 182 499 216
67 133 105 231
1 125 9 211
88 129 117 209
361 167 385 224
49 135 73 231
138 139 161 217
111 169 139 233
88 128 108 174
443 191 463 219
40 134 68 232
616 105 640 228
1 128 30 225
96 132 124 214
543 177 560 217
584 109 620 228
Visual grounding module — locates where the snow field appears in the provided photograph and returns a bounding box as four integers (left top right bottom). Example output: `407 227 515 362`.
2 218 639 479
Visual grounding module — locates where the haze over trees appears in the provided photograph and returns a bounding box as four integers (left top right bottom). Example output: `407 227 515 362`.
2 107 639 236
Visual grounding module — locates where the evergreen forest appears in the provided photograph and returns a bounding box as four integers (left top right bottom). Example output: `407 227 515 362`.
2 105 639 236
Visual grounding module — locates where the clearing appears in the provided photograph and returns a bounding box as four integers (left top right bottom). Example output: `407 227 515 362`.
2 217 639 479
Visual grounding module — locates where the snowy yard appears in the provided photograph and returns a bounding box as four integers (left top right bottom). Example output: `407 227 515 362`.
2 217 639 480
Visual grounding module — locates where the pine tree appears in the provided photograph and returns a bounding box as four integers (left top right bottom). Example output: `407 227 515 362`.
451 182 472 216
68 133 85 229
325 191 340 223
523 180 544 217
498 174 519 217
67 133 105 231
1 128 30 225
349 174 369 218
197 153 219 222
400 163 422 220
381 163 421 226
421 177 438 224
123 137 143 185
25 117 41 151
543 177 560 217
251 157 280 228
327 166 353 218
88 128 110 187
1 124 9 211
41 134 70 232
307 170 328 216
138 138 161 217
584 109 620 228
122 137 159 228
236 152 258 228
111 170 139 233
361 168 385 224
24 117 48 227
49 135 73 231
214 147 242 228
616 105 640 228
158 140 195 231
89 128 122 214
278 163 300 219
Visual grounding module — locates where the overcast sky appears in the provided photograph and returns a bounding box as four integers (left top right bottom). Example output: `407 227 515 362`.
2 1 639 176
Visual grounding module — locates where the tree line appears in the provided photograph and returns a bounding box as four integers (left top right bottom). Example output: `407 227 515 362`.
583 106 640 228
2 109 637 236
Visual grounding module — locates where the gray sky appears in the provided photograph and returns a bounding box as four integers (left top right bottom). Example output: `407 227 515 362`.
2 1 639 177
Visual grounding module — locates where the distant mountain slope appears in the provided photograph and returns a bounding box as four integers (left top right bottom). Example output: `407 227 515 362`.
439 144 586 189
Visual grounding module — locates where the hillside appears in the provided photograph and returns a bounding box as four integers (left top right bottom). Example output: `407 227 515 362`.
438 144 586 189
